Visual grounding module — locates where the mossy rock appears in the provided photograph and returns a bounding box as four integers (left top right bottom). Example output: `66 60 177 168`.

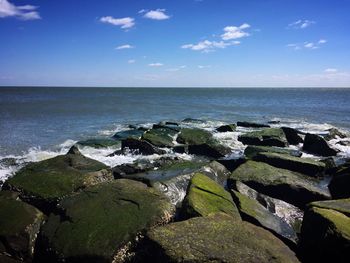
112 129 145 140
77 138 120 148
144 213 299 263
231 190 297 245
300 206 350 262
188 142 231 159
253 152 326 177
176 128 212 145
244 145 302 159
308 198 350 217
121 138 166 155
39 179 174 262
216 124 236 132
142 127 176 147
238 128 289 147
325 128 347 141
182 173 240 219
4 150 110 212
237 121 270 128
0 197 45 260
229 161 330 208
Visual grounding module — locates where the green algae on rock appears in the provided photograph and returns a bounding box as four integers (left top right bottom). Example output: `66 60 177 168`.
77 138 120 148
238 128 289 147
244 145 302 159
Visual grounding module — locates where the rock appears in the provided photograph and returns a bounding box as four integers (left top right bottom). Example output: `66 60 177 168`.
300 201 350 263
0 158 17 167
303 133 338 157
231 190 297 245
328 161 350 198
244 145 302 159
281 127 303 145
182 173 240 219
181 118 204 123
77 138 120 148
144 213 299 263
309 198 350 216
188 142 231 158
176 128 212 145
216 124 236 132
325 128 347 140
38 180 174 262
0 197 45 260
238 128 289 147
229 161 330 208
3 151 110 213
253 152 326 177
153 123 181 132
121 138 166 155
112 129 145 140
67 145 81 155
237 121 270 128
217 158 246 172
268 120 281 124
172 144 188 154
142 127 177 147
0 255 22 263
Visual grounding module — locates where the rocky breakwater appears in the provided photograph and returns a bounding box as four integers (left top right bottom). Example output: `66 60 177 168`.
0 119 349 262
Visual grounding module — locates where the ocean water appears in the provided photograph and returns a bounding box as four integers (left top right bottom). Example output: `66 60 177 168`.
1 87 350 183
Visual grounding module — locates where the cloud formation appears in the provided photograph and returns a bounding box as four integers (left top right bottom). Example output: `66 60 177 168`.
288 19 315 29
143 9 170 20
149 63 164 67
100 16 135 29
182 40 240 52
166 65 186 72
115 44 134 50
287 39 327 50
324 68 338 73
0 0 40 20
221 23 250 40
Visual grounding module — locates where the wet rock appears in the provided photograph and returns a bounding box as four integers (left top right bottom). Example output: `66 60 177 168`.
268 120 281 124
142 126 177 147
77 138 120 148
38 180 174 263
188 142 231 159
172 144 188 154
0 197 45 261
325 128 347 140
216 124 236 132
237 121 270 128
144 213 299 263
300 200 350 263
181 118 204 123
309 198 350 216
328 161 350 198
337 140 350 146
121 138 166 155
182 173 240 219
112 129 145 140
231 190 297 246
3 150 110 213
303 133 338 157
229 160 330 208
238 128 289 147
281 127 303 145
153 122 181 132
176 128 212 145
244 145 302 159
253 152 326 177
217 157 246 172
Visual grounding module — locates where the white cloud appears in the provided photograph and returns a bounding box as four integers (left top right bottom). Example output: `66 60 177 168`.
0 0 40 20
100 16 135 29
287 39 327 50
166 65 186 72
318 39 327 44
288 19 315 29
304 42 317 49
143 9 170 20
325 68 338 73
128 59 136 64
221 24 250 40
198 65 211 69
182 40 240 52
138 9 147 14
149 63 164 67
115 44 134 50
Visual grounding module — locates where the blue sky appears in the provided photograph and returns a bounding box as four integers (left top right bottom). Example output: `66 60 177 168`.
0 0 349 87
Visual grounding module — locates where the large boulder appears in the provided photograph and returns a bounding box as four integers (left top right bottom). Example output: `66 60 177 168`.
281 127 303 145
188 142 231 158
238 128 289 147
38 179 174 262
325 128 347 141
3 148 111 213
144 213 299 263
300 199 350 263
181 173 240 219
142 126 178 147
121 138 166 155
77 138 120 148
328 161 350 198
303 133 338 157
229 161 330 208
216 124 236 132
244 145 302 159
231 190 297 245
0 197 45 261
112 129 145 140
176 128 212 145
237 121 270 128
253 152 326 177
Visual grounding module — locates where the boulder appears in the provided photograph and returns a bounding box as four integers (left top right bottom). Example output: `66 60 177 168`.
3 147 111 213
38 180 174 263
112 129 145 140
176 128 212 145
181 118 204 123
217 158 246 172
325 128 347 140
142 127 177 147
188 142 231 158
182 173 240 219
309 198 350 216
328 160 350 198
144 213 299 263
229 161 330 208
253 152 326 177
0 197 45 260
238 128 289 147
300 201 350 263
244 145 302 159
281 127 303 145
237 121 270 128
216 124 236 132
153 122 181 132
77 138 120 148
303 133 338 157
121 138 166 155
231 190 297 245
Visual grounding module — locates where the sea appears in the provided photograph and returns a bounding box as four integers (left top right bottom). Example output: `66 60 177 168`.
1 87 350 184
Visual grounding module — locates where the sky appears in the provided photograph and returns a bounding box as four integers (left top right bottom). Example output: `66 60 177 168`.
0 0 350 87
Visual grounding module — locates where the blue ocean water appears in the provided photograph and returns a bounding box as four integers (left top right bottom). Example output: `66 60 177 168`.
1 87 350 156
